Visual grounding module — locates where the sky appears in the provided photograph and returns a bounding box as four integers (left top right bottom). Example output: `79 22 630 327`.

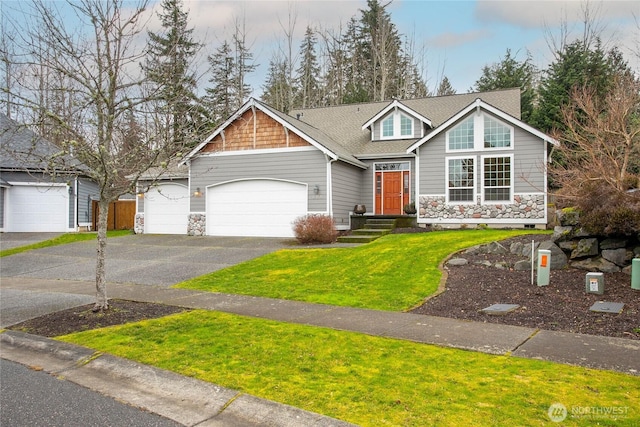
2 0 639 96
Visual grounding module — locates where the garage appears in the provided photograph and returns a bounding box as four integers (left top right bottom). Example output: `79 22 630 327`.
207 179 308 237
6 184 69 232
144 184 189 234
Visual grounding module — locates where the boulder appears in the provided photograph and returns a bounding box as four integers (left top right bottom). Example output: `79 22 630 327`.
558 240 577 252
537 240 568 270
522 241 540 258
556 208 580 226
510 241 523 255
570 238 599 259
601 248 630 267
551 226 573 242
600 238 627 250
571 257 621 273
514 259 532 271
447 258 468 266
486 241 507 255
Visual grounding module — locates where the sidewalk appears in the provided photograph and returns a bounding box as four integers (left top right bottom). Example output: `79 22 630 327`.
1 277 638 427
2 277 639 375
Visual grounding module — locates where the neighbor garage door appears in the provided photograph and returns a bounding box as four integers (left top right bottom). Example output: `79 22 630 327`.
6 185 69 232
207 179 307 237
144 184 189 234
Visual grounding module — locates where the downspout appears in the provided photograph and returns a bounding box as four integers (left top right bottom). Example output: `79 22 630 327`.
326 155 336 217
410 147 419 218
74 177 79 231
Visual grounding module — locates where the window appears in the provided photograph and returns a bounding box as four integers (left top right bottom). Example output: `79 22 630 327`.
448 158 474 202
483 156 512 201
382 116 394 137
401 115 412 136
448 116 474 150
484 116 511 148
379 112 413 139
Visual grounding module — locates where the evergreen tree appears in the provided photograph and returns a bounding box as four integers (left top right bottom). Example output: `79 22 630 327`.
204 40 234 126
533 40 631 132
144 0 201 145
436 76 456 96
231 18 257 108
262 54 294 112
295 26 321 109
474 49 536 123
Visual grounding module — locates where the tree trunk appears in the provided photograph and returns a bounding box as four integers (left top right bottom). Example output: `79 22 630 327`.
94 198 110 311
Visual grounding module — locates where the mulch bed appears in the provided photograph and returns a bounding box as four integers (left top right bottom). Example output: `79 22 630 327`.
9 300 188 337
410 235 640 340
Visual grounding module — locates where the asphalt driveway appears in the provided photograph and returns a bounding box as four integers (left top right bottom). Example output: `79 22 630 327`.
0 233 295 326
1 234 293 287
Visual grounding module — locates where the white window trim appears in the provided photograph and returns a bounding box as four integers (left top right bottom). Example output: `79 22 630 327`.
379 111 414 140
483 115 514 151
445 156 476 205
445 112 514 153
481 154 514 204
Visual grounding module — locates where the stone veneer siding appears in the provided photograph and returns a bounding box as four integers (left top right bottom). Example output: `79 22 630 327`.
419 194 545 221
134 213 144 234
188 213 206 236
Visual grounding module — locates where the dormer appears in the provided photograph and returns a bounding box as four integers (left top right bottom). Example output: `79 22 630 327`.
362 100 432 141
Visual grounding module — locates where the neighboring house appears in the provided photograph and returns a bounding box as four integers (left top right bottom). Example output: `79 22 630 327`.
136 88 557 238
0 114 98 232
134 163 190 235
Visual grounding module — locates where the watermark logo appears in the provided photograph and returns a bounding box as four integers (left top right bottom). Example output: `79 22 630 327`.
548 403 630 422
548 403 568 422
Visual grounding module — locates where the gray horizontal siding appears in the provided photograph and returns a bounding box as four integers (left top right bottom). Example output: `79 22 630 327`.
331 161 363 226
418 112 548 196
190 149 328 212
0 187 4 228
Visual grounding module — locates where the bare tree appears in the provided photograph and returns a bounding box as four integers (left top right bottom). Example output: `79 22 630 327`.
3 0 197 310
550 73 640 235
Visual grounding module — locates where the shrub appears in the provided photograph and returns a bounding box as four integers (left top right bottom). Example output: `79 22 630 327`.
293 214 338 244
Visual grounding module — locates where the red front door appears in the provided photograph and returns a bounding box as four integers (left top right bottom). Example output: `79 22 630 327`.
375 171 409 215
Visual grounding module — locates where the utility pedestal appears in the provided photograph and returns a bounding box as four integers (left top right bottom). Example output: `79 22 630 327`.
537 249 551 286
586 272 605 295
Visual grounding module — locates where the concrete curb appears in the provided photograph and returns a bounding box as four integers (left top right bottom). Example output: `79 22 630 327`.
0 331 355 427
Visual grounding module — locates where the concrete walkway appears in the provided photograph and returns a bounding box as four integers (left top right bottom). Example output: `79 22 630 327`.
1 277 639 426
2 277 638 376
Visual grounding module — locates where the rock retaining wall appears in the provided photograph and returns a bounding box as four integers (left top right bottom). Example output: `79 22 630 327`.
134 214 144 234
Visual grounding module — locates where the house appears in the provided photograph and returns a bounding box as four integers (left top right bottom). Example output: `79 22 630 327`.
136 88 557 237
0 114 98 232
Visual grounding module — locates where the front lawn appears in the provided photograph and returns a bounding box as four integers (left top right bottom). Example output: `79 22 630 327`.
0 230 132 257
58 310 640 426
175 229 549 311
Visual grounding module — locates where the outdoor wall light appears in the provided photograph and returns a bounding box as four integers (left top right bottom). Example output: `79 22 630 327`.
193 187 202 197
313 184 320 195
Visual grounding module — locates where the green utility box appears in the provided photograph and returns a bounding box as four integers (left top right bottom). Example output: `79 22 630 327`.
537 249 551 286
632 258 640 290
586 272 605 295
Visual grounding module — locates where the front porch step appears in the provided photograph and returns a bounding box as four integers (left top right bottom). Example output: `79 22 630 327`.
336 217 396 244
351 228 390 236
337 235 381 244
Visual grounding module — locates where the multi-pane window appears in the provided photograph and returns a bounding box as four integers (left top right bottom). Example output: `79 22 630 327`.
448 158 474 202
382 116 394 137
400 115 412 136
380 113 413 139
483 156 511 201
484 116 511 148
448 116 474 150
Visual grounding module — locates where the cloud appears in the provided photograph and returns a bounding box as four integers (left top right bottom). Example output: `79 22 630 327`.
427 29 492 49
474 0 638 29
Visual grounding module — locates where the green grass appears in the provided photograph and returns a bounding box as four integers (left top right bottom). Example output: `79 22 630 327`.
58 310 640 427
175 229 549 311
0 230 132 257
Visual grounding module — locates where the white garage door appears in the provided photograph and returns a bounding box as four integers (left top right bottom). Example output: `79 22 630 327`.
7 185 69 232
144 184 189 234
208 179 307 237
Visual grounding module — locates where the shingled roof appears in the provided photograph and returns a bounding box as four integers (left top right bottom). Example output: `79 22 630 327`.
289 88 521 158
0 114 83 173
